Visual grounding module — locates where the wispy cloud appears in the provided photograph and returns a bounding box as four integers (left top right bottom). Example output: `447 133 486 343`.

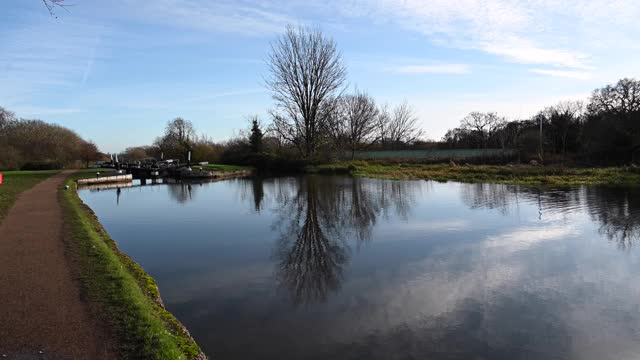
120 0 297 36
0 16 106 102
325 0 640 73
529 69 592 80
364 0 592 69
389 64 470 75
11 106 85 117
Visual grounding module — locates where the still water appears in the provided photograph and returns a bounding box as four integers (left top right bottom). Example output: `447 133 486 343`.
79 176 640 360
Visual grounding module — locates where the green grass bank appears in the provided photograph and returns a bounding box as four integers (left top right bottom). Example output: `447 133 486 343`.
61 170 206 360
307 161 640 186
198 163 253 172
0 170 60 222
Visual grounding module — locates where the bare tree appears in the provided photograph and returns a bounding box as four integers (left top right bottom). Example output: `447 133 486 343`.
384 102 423 147
0 106 16 131
588 78 640 117
376 104 391 148
543 101 583 158
154 117 195 160
460 111 501 149
267 26 347 158
329 90 379 159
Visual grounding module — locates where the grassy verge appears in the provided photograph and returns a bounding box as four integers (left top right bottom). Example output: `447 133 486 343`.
307 161 640 186
0 170 60 222
196 163 253 172
60 170 206 360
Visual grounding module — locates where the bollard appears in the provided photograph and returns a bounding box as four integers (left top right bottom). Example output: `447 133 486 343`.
0 172 3 185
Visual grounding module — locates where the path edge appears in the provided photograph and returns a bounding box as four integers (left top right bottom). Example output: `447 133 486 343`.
60 171 207 360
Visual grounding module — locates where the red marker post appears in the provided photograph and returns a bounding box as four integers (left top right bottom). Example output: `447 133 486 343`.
0 173 3 185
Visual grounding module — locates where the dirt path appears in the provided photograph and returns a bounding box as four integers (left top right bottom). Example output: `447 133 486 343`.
0 171 113 359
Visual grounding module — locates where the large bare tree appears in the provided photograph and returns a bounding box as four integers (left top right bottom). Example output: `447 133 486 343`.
588 78 640 117
267 26 347 158
383 102 423 147
328 90 379 159
460 111 502 149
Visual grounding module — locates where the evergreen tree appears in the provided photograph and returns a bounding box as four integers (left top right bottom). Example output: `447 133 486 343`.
249 117 263 153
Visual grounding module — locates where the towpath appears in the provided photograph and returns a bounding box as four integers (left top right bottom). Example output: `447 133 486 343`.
0 171 113 359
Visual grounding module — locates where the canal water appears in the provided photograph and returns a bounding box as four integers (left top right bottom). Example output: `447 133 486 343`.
79 175 640 360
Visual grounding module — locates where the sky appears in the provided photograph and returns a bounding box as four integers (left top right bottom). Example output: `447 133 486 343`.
2 0 640 153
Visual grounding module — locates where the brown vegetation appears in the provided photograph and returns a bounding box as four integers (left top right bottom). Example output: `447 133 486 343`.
0 107 101 170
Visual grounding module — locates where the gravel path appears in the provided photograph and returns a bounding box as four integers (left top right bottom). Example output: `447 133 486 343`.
0 171 114 359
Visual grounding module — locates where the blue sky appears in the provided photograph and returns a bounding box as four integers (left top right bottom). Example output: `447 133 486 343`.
2 0 639 153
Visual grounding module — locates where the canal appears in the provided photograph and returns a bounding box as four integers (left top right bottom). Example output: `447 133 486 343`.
79 175 640 360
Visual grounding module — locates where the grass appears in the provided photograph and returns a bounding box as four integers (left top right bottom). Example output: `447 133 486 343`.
0 170 60 222
197 163 253 172
60 170 205 360
307 161 640 186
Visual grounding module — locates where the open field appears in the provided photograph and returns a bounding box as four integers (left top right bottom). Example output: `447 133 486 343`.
61 171 205 359
308 161 640 186
0 170 60 222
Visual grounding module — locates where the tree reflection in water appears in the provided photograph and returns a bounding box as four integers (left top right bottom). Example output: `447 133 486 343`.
460 182 640 249
167 182 194 204
270 176 420 305
584 187 640 250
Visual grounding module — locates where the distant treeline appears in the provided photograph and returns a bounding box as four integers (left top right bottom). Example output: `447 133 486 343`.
441 78 640 165
0 107 101 170
121 78 640 169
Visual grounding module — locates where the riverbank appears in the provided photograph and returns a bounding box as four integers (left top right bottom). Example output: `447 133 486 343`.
62 170 206 359
307 161 640 186
0 170 59 222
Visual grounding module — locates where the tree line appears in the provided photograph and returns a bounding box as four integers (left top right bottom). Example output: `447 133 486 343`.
0 107 100 170
442 78 640 165
7 25 638 169
122 27 640 167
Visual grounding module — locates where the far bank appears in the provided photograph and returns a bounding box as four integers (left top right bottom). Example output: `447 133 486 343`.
305 162 640 186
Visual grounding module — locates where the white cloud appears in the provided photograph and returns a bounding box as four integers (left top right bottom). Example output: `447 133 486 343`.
389 64 470 75
480 35 591 69
485 226 578 254
327 0 638 72
529 69 592 80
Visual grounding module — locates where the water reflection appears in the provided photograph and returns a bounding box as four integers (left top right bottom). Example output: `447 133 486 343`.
585 187 640 249
460 183 640 249
251 178 265 212
78 176 640 360
168 182 194 203
460 183 583 217
273 176 420 304
274 177 348 304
